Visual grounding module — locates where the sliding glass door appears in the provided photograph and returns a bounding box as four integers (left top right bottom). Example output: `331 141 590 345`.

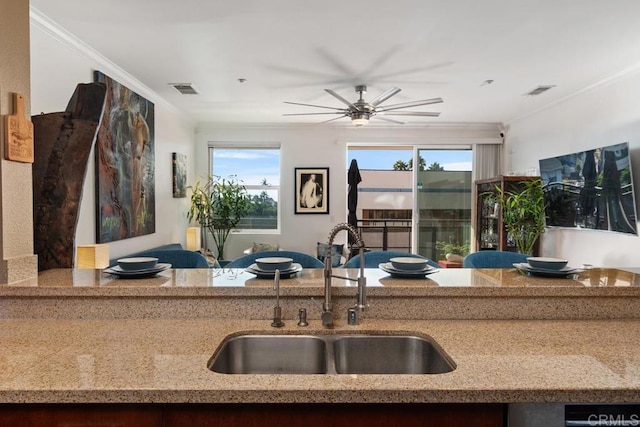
414 148 472 261
346 146 472 261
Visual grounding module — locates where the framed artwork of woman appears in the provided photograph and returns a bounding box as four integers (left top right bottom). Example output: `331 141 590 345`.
295 167 329 214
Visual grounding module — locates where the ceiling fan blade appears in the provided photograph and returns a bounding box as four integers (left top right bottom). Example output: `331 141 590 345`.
368 87 401 107
283 112 348 116
320 114 348 123
381 111 441 117
374 115 405 124
284 101 347 111
376 97 443 112
325 89 356 108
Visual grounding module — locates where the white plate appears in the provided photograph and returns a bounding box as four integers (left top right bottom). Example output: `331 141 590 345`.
379 262 438 278
246 263 303 278
513 263 583 278
104 263 172 278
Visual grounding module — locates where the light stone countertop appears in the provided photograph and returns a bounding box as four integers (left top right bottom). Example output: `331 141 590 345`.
0 317 638 404
0 267 639 404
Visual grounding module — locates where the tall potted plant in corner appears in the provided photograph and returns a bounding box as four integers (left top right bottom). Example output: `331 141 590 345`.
187 175 249 262
489 178 546 255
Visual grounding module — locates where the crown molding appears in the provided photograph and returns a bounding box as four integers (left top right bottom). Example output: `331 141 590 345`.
195 122 502 145
196 121 502 132
29 6 193 124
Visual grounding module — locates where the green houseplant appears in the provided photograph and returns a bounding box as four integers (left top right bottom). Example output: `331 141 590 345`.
187 175 249 261
435 239 470 262
488 178 546 255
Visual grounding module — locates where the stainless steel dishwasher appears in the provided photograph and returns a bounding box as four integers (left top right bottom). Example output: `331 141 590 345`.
509 403 640 427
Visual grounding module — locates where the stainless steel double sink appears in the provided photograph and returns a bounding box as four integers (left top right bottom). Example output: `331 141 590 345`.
208 333 456 375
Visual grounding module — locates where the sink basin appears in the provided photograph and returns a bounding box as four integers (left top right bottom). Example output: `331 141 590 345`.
208 332 455 375
333 335 455 374
208 334 327 374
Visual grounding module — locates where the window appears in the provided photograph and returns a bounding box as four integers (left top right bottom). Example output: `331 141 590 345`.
209 146 280 230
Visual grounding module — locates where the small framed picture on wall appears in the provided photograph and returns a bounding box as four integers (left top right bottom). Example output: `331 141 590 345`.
295 167 329 214
172 152 187 198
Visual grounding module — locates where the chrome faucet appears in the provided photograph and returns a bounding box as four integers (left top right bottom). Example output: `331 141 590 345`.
322 223 367 327
271 269 284 327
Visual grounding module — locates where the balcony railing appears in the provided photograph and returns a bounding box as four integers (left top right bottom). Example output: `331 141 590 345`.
353 217 470 260
354 219 412 252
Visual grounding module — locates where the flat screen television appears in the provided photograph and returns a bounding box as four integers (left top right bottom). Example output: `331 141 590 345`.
538 141 638 235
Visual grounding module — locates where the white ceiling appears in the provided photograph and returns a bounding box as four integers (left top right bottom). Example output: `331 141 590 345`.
30 0 640 126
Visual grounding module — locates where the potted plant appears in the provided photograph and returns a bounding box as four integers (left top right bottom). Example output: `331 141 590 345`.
435 239 470 263
187 175 249 261
488 178 546 255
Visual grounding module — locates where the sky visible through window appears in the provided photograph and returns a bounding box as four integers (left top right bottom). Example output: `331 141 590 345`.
211 148 472 187
212 148 280 185
348 149 472 171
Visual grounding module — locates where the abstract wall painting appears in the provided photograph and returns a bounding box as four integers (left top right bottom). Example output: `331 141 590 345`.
94 71 156 243
172 152 187 198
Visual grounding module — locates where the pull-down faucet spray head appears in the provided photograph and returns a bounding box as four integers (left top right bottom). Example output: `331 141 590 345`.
322 223 367 327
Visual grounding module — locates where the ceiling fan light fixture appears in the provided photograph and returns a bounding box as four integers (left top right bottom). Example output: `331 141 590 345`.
351 112 370 126
283 85 442 125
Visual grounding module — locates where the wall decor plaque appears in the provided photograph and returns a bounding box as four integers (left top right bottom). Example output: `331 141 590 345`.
4 93 34 163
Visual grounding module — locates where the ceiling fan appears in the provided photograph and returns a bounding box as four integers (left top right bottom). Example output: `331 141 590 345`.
283 85 443 126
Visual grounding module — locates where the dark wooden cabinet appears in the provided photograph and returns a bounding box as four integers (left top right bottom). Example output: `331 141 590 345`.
0 403 505 427
165 403 505 427
0 404 163 427
474 175 540 255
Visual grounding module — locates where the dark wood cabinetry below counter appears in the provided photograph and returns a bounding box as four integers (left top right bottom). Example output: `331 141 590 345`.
0 403 505 427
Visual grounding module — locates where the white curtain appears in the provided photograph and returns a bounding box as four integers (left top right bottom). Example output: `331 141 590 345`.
472 143 502 182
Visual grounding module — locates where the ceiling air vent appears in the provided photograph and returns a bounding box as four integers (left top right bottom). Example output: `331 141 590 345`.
525 85 556 96
171 83 199 95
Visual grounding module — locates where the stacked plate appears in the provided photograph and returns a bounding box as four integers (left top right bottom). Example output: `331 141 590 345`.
255 257 293 271
245 263 303 279
379 257 438 278
513 257 583 278
104 257 171 279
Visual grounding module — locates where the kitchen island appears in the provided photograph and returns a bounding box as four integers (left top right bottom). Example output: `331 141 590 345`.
0 267 638 425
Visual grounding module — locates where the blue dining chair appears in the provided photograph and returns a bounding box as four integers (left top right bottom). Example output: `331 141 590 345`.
118 249 212 268
462 250 528 268
343 250 439 269
225 250 325 269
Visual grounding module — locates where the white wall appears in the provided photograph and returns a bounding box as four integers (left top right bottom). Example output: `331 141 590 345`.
30 15 196 261
506 71 640 268
196 124 499 259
